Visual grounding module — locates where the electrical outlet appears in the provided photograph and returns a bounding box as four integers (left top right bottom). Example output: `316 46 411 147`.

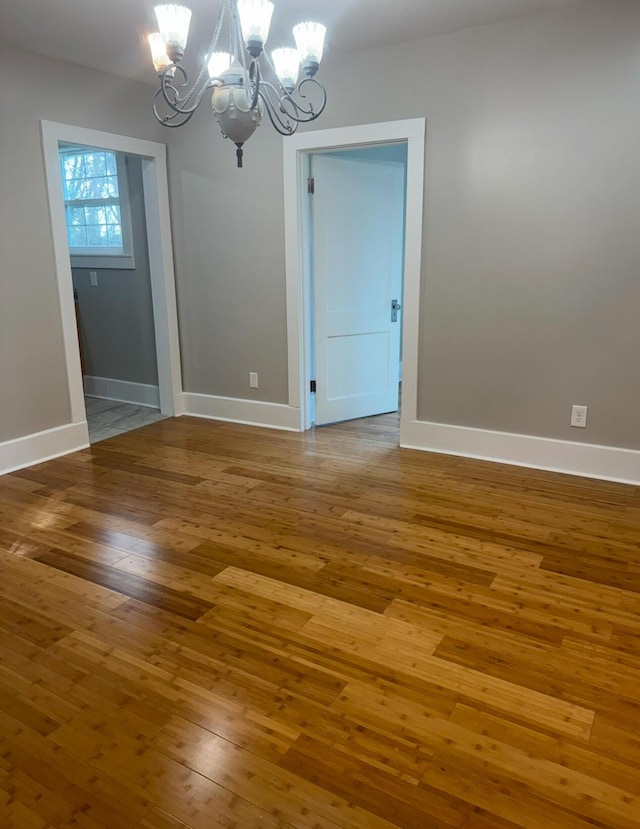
90 271 98 287
571 404 588 428
249 372 259 389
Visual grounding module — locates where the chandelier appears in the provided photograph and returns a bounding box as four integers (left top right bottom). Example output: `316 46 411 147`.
148 1 328 167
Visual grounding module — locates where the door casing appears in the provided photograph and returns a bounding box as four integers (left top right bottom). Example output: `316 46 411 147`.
41 121 183 439
283 119 426 438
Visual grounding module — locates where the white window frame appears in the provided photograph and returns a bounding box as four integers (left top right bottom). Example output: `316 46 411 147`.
60 148 135 270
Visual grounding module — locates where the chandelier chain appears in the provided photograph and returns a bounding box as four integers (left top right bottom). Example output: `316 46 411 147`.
181 0 226 107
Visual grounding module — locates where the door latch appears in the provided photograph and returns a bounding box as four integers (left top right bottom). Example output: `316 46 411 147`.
391 299 401 322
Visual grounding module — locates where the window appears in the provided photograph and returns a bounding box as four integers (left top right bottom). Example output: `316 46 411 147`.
59 147 135 269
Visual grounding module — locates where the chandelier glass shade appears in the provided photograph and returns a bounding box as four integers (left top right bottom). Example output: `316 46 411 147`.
148 1 328 167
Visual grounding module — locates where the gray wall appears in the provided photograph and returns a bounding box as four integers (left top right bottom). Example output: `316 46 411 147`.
167 120 289 404
0 45 164 443
72 156 158 386
165 0 640 449
3 0 640 455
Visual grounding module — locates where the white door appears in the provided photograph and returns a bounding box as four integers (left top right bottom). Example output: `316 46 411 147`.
311 153 404 425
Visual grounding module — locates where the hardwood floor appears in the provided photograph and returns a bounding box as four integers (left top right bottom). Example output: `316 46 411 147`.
0 413 639 828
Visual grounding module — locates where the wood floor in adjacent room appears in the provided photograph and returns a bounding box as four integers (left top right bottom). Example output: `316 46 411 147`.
0 414 639 829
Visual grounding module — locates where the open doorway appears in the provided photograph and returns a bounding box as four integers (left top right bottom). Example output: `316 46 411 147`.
307 143 407 429
59 143 167 443
41 121 183 448
283 118 426 443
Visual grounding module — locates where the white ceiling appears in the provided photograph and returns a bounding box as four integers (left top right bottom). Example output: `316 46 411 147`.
0 0 587 84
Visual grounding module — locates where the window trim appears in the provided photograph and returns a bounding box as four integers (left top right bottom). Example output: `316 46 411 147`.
60 150 136 270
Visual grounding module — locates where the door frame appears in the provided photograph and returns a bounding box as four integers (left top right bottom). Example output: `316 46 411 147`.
41 120 183 434
283 118 426 435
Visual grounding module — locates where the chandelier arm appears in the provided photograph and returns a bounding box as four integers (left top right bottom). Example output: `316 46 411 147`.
154 0 227 123
256 77 327 123
298 77 328 114
155 63 218 117
248 60 261 111
156 111 197 128
153 90 182 123
259 52 327 121
157 65 191 111
258 80 307 119
289 77 328 121
153 89 198 127
257 89 297 136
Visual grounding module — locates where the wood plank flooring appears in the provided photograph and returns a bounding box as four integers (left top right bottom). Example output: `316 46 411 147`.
0 414 639 828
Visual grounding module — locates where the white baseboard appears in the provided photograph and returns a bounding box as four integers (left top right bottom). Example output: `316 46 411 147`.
4 410 636 485
84 376 160 408
0 421 89 476
173 393 187 416
400 419 640 485
177 393 301 432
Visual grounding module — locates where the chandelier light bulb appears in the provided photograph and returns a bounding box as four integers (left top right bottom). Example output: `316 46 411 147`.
293 21 326 75
207 51 232 80
237 0 274 56
148 32 171 72
154 4 192 60
271 48 300 93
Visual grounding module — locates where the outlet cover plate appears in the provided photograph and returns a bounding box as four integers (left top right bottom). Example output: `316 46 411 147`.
571 404 588 428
